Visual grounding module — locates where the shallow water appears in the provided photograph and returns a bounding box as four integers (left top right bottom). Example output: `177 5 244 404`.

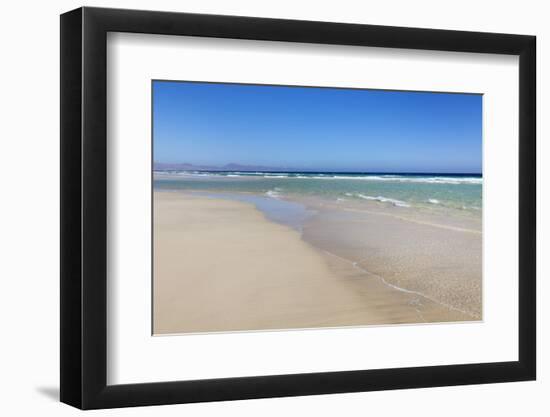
190 191 314 232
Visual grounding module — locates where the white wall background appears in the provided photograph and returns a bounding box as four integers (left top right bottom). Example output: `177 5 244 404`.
0 0 545 415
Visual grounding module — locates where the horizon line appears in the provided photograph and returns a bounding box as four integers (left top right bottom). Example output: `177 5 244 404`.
153 169 482 176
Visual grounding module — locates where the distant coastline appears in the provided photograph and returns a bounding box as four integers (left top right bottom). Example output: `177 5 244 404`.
153 162 482 176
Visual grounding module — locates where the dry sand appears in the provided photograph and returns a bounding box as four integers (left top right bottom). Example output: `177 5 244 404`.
154 191 472 334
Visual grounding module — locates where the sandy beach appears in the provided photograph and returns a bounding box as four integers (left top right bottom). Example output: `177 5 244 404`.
153 191 476 334
151 80 483 334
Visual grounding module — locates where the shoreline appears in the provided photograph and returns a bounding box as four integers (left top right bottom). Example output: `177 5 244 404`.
153 190 479 334
169 189 482 316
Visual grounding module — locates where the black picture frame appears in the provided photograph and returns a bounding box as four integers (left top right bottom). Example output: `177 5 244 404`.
60 6 536 410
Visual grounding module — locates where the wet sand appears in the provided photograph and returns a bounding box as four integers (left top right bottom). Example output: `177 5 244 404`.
154 191 476 335
303 201 482 319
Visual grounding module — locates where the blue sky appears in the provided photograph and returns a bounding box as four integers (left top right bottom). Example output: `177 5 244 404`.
153 81 482 173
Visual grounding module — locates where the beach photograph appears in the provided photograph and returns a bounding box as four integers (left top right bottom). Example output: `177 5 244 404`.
152 80 482 335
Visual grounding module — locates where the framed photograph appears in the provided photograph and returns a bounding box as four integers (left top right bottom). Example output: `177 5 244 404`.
60 6 536 409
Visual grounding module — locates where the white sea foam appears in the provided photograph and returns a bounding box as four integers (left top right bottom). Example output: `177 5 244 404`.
154 171 482 185
427 199 440 204
265 190 281 199
332 175 482 184
354 193 411 208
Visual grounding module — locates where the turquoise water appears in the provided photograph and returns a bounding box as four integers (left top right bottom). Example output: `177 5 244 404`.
154 172 482 213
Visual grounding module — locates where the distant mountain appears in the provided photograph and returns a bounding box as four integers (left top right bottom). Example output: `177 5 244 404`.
153 162 293 172
154 162 210 171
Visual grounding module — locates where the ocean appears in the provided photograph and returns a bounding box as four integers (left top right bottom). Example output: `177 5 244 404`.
153 171 482 214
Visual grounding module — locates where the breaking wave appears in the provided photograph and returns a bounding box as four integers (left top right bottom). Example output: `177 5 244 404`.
345 193 411 207
154 171 482 185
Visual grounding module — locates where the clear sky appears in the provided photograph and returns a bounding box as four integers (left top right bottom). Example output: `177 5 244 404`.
153 81 482 173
